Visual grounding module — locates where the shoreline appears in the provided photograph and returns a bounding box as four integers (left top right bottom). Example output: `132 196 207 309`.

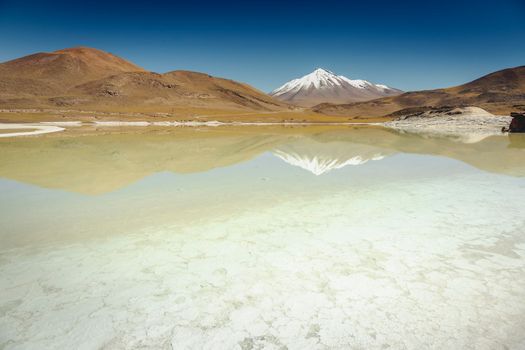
0 108 513 138
0 121 381 137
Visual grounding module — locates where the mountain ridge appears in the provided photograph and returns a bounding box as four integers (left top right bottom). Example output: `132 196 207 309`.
314 65 525 117
0 47 290 113
1 47 523 120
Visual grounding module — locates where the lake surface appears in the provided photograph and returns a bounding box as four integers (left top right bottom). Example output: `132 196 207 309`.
1 126 525 349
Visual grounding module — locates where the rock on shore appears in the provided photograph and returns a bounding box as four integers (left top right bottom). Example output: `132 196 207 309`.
507 112 525 133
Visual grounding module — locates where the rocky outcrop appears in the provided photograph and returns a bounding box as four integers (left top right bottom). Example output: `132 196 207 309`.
384 106 512 141
386 106 465 120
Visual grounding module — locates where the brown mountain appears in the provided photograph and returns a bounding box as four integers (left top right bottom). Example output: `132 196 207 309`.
0 47 289 113
314 66 525 117
0 47 145 97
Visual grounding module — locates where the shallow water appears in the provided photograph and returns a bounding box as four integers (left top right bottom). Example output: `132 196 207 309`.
1 126 525 349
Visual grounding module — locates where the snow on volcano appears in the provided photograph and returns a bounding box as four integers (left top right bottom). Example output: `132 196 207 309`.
270 68 402 107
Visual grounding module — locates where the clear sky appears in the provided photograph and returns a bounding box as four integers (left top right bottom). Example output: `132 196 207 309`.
0 0 524 92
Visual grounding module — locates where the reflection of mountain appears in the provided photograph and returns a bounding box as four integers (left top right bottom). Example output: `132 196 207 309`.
273 139 389 175
317 127 525 178
0 129 289 194
0 126 524 194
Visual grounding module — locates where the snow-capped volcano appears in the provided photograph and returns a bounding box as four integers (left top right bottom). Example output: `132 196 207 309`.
270 68 403 107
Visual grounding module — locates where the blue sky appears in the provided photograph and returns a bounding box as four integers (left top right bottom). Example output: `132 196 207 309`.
0 0 524 92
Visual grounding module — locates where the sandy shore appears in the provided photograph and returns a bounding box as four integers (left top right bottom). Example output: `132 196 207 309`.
92 121 376 127
0 121 377 136
0 123 65 138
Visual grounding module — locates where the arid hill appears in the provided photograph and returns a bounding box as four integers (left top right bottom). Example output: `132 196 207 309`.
0 47 145 97
314 66 525 118
0 47 290 113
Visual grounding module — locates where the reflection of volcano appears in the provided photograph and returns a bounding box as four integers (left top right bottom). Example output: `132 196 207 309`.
273 151 385 175
273 139 390 175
